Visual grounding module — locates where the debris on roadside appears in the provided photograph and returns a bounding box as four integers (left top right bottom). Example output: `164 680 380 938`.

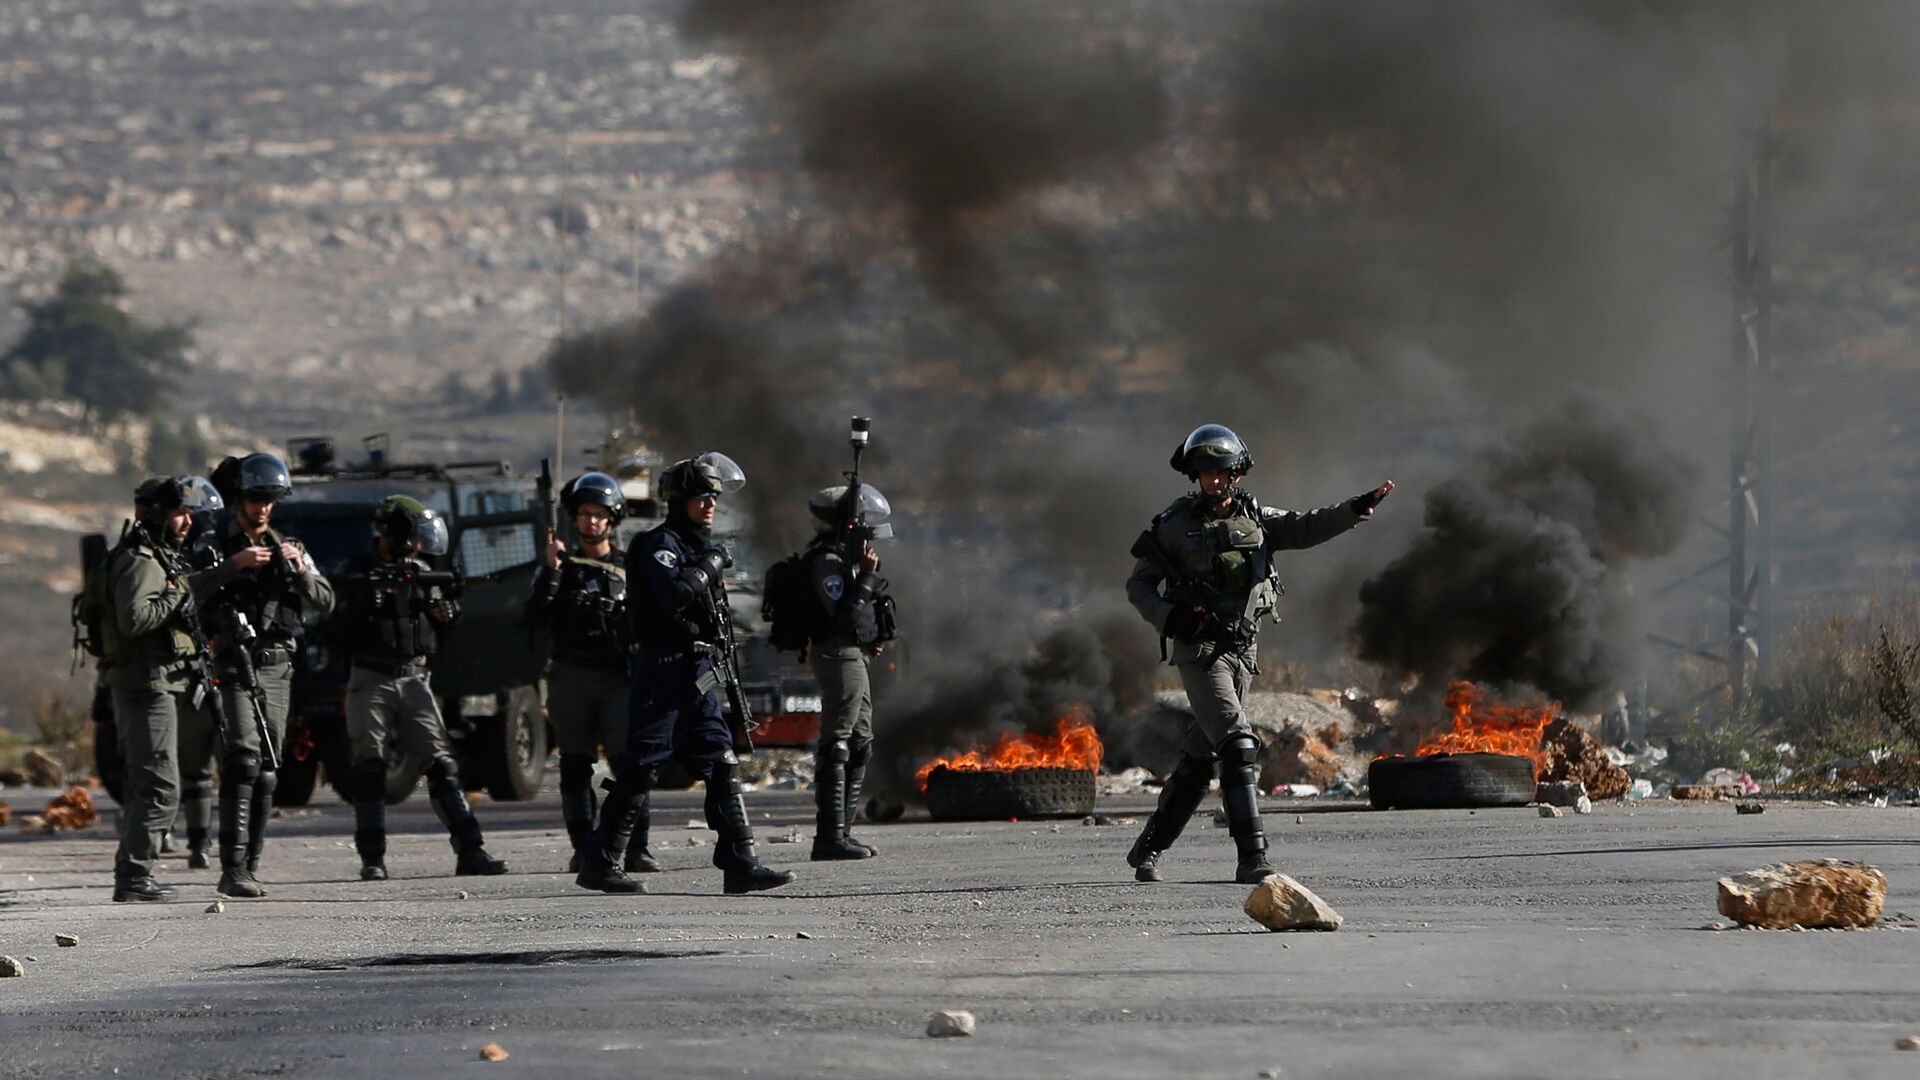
456 890 471 900
1673 784 1744 801
1538 804 1564 818
1735 802 1766 815
1717 859 1886 929
1897 1037 1920 1051
927 1010 976 1038
0 956 23 977
1534 780 1587 807
479 1043 509 1061
1538 718 1631 800
41 786 96 831
1574 795 1593 815
205 901 225 914
1244 875 1343 932
54 933 77 948
0 800 11 827
1096 767 1158 796
769 828 805 844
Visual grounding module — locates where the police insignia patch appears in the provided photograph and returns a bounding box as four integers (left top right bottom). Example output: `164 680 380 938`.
822 575 845 602
654 549 679 568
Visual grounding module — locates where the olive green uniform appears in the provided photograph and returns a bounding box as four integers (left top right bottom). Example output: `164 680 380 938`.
101 531 211 887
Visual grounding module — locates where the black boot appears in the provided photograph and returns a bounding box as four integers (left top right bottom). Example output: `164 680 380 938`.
183 778 215 869
246 769 277 879
217 751 264 899
1127 755 1213 883
844 741 878 856
623 791 660 873
1218 733 1276 884
559 753 597 874
708 758 795 894
577 768 650 893
352 758 388 881
811 742 868 861
427 754 507 876
112 878 177 903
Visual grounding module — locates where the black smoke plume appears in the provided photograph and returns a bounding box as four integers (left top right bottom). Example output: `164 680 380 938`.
1353 397 1697 709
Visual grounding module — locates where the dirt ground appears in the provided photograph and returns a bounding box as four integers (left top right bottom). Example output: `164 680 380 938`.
2 788 1919 1079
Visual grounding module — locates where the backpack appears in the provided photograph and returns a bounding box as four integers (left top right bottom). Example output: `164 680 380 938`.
71 529 119 662
761 553 815 654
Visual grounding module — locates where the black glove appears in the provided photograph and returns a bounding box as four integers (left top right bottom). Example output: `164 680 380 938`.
1164 606 1208 642
1350 488 1388 516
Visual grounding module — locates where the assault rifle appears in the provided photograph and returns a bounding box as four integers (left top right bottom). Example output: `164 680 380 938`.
695 578 757 756
1129 526 1255 661
154 543 233 751
207 606 280 771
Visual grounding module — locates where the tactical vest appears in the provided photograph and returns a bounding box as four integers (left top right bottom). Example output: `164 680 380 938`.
345 555 442 660
100 533 196 667
203 524 308 643
550 549 627 660
1161 495 1283 623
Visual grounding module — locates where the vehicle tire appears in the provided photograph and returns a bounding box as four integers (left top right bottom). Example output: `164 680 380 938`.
1367 752 1536 810
924 766 1096 821
654 760 699 790
275 753 319 807
483 686 547 801
386 746 425 805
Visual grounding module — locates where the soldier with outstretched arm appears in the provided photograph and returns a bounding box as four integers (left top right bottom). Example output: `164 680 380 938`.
1124 424 1392 885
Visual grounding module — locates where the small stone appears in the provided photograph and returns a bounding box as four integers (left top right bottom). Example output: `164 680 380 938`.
1538 804 1563 818
796 931 813 939
479 1043 509 1061
1244 874 1343 932
54 934 77 948
205 901 225 914
686 819 704 829
1896 1036 1920 1051
0 801 11 827
1735 802 1765 815
0 956 23 977
1574 795 1593 815
770 829 805 844
1260 1069 1284 1079
457 890 471 900
21 748 65 788
686 837 705 847
927 1010 976 1038
1717 859 1887 929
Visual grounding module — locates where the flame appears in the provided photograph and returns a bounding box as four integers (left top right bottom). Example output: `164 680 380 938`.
1409 681 1558 777
916 709 1104 792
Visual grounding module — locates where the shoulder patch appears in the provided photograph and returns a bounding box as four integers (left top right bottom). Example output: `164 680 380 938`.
821 574 845 602
654 549 679 569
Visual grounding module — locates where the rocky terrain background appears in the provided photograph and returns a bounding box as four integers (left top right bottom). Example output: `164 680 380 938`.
1 0 1918 728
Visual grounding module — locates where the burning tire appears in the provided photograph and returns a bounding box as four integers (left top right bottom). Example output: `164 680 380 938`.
1367 752 1536 810
924 765 1096 821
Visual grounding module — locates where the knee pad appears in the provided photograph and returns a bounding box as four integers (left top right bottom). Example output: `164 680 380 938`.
353 759 387 802
425 753 461 791
846 739 872 770
254 770 278 799
1218 733 1261 770
819 740 851 766
706 758 742 798
559 753 596 787
222 749 263 786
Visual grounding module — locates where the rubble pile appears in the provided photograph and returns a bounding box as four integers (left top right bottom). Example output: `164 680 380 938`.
1538 717 1630 799
1717 859 1887 929
40 786 97 831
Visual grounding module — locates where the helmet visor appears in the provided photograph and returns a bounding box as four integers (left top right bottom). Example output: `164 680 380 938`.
412 511 450 556
695 451 747 494
178 476 225 514
238 453 292 498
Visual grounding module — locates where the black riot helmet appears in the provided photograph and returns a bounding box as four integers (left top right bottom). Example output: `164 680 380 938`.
560 470 626 525
1170 424 1253 480
808 484 894 542
371 494 449 556
237 452 293 500
658 451 747 503
136 475 223 541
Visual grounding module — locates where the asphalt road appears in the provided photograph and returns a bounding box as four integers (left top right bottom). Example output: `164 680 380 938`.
2 786 1919 1079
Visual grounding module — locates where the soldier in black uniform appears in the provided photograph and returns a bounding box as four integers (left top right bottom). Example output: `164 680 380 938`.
334 495 507 880
576 452 795 895
800 483 896 861
525 471 657 875
1125 425 1392 884
189 453 334 898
